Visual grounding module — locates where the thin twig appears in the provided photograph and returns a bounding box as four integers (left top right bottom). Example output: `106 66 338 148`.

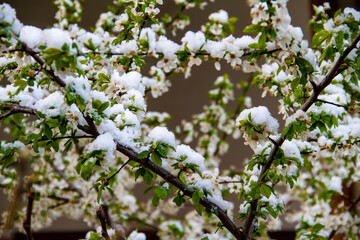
105 159 131 184
316 99 348 109
26 135 95 145
217 180 241 184
164 4 186 29
47 161 84 197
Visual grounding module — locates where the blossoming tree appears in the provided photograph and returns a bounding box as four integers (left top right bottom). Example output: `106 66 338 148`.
0 0 360 239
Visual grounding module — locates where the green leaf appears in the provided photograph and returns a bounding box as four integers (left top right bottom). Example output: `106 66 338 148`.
195 204 204 215
156 143 168 158
83 38 96 51
192 190 204 205
173 195 185 206
312 30 330 47
144 186 156 194
155 186 167 200
243 24 262 34
46 119 59 128
88 232 101 240
250 184 260 200
51 140 60 152
312 223 325 233
151 152 162 166
98 102 109 113
43 124 53 139
152 194 159 206
260 184 272 198
106 186 114 197
97 187 102 203
335 31 344 53
266 205 278 218
296 56 314 75
76 95 86 112
92 99 102 110
143 169 154 184
138 150 150 159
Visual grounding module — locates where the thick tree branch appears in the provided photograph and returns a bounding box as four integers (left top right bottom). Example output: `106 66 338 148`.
302 31 360 112
115 144 245 240
18 41 245 240
243 30 360 239
23 178 35 240
0 105 37 121
97 206 111 240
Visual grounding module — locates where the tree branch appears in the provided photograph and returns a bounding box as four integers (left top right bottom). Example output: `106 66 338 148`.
26 135 95 145
23 178 35 240
20 41 67 87
97 206 111 240
243 30 360 239
0 105 37 121
327 195 360 240
316 99 348 109
105 159 131 185
302 31 360 112
115 144 245 240
47 160 84 197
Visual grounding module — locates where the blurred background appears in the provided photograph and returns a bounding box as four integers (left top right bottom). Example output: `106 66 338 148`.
0 0 359 239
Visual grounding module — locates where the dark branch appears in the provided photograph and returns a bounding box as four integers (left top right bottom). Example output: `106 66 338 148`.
243 31 360 239
316 99 348 109
0 105 37 121
302 31 360 112
20 41 67 87
23 178 35 240
115 144 245 240
97 206 110 240
26 135 95 145
101 204 126 240
105 159 131 184
327 195 360 240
